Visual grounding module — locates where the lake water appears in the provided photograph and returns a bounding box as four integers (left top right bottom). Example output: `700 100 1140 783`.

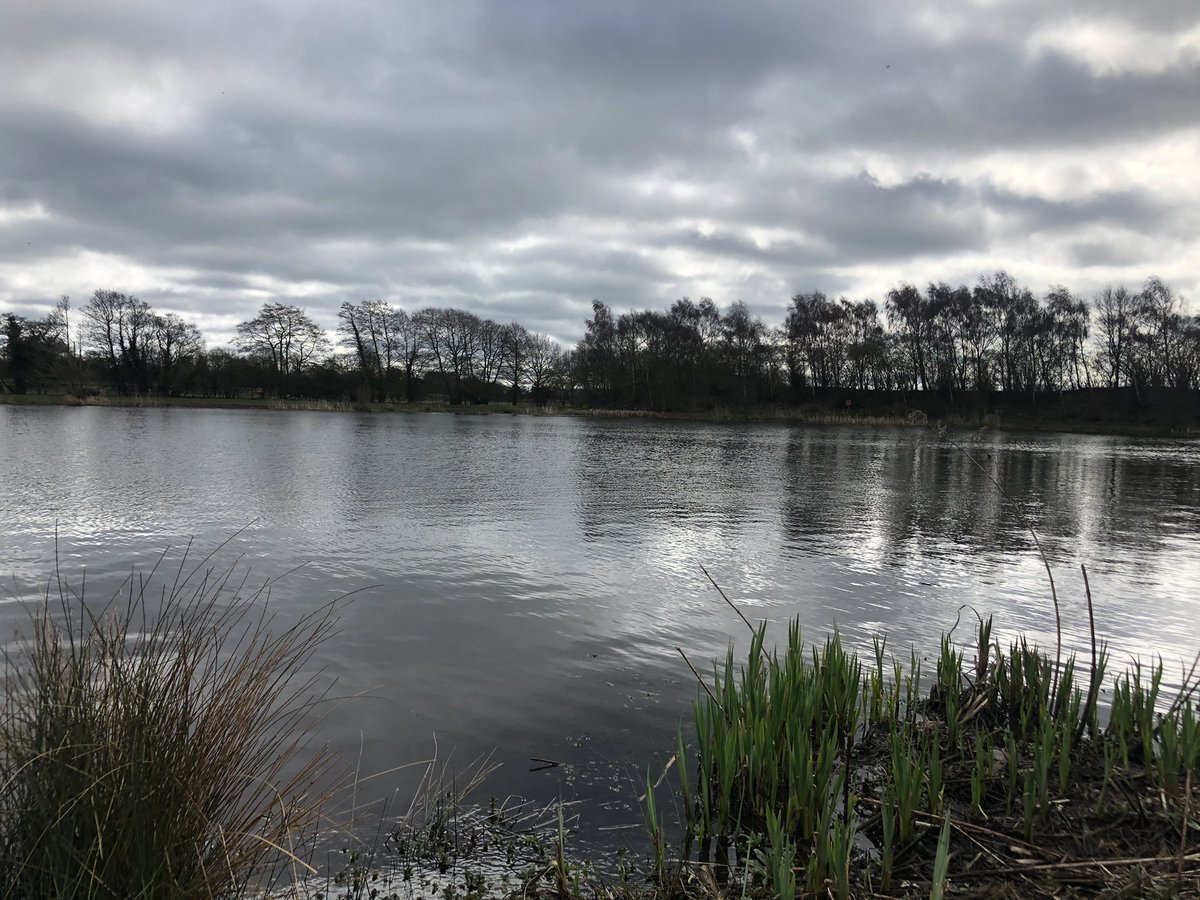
2 406 1199 846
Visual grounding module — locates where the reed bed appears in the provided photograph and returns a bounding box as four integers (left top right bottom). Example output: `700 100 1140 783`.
645 608 1200 899
0 547 342 900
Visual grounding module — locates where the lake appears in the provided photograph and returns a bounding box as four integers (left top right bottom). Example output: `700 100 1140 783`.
2 405 1198 847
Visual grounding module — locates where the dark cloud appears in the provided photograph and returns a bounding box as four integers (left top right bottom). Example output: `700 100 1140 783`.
1 0 1197 344
1068 240 1147 269
982 183 1173 235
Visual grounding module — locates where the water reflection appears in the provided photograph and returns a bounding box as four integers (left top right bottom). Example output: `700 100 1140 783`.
1 406 1198 846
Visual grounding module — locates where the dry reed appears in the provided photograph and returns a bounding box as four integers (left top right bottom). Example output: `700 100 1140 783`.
0 540 343 899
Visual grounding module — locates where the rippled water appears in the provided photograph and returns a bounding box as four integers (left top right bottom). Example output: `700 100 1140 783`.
2 406 1199 842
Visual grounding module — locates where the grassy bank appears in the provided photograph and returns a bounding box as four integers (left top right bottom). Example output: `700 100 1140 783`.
0 392 525 415
3 390 1198 436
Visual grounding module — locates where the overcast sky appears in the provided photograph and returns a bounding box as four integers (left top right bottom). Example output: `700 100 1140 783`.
1 1 1197 346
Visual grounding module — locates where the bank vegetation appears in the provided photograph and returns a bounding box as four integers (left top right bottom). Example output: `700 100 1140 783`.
3 273 1200 433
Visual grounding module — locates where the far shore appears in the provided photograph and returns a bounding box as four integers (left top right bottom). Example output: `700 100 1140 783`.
2 391 1198 438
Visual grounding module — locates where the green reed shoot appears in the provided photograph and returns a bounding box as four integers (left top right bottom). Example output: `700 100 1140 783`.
936 635 963 701
643 764 667 890
929 811 953 900
674 729 695 861
905 650 923 722
762 809 796 900
1033 717 1055 826
803 773 853 897
1057 703 1076 794
927 737 944 815
552 803 572 898
890 731 924 844
1158 714 1183 798
869 634 889 727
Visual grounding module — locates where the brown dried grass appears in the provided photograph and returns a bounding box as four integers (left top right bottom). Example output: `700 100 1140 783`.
0 540 343 899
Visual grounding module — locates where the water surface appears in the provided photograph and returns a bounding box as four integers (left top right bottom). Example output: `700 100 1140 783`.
2 406 1198 842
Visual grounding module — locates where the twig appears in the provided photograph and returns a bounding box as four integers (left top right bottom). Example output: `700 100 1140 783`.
856 797 1045 854
956 823 1009 869
1164 645 1200 721
955 851 1200 879
699 564 757 636
1077 564 1101 743
637 753 677 801
676 646 719 707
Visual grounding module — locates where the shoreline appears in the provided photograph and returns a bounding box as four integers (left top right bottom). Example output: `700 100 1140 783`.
2 391 1197 438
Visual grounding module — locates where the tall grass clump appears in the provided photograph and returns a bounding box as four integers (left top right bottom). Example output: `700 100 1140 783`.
0 545 341 900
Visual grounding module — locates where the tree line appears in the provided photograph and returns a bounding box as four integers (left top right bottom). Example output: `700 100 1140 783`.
0 293 568 404
2 272 1198 410
572 273 1198 408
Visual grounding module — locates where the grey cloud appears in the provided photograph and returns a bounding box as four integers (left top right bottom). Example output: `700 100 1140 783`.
1 0 1197 340
816 51 1200 155
669 231 833 268
1068 240 1147 269
982 184 1173 235
721 172 987 263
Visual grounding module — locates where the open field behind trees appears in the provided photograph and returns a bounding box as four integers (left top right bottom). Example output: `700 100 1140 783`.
3 272 1199 433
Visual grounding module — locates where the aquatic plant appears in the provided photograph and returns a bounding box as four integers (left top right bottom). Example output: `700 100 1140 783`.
654 598 1200 898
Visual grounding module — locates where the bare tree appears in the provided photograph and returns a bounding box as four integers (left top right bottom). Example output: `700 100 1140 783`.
885 283 930 391
721 301 767 403
1137 276 1182 388
391 308 426 402
338 300 401 400
236 302 329 389
1045 287 1090 390
524 332 562 404
82 290 156 394
153 313 205 395
475 319 505 390
418 307 480 403
1094 285 1140 389
497 323 527 404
